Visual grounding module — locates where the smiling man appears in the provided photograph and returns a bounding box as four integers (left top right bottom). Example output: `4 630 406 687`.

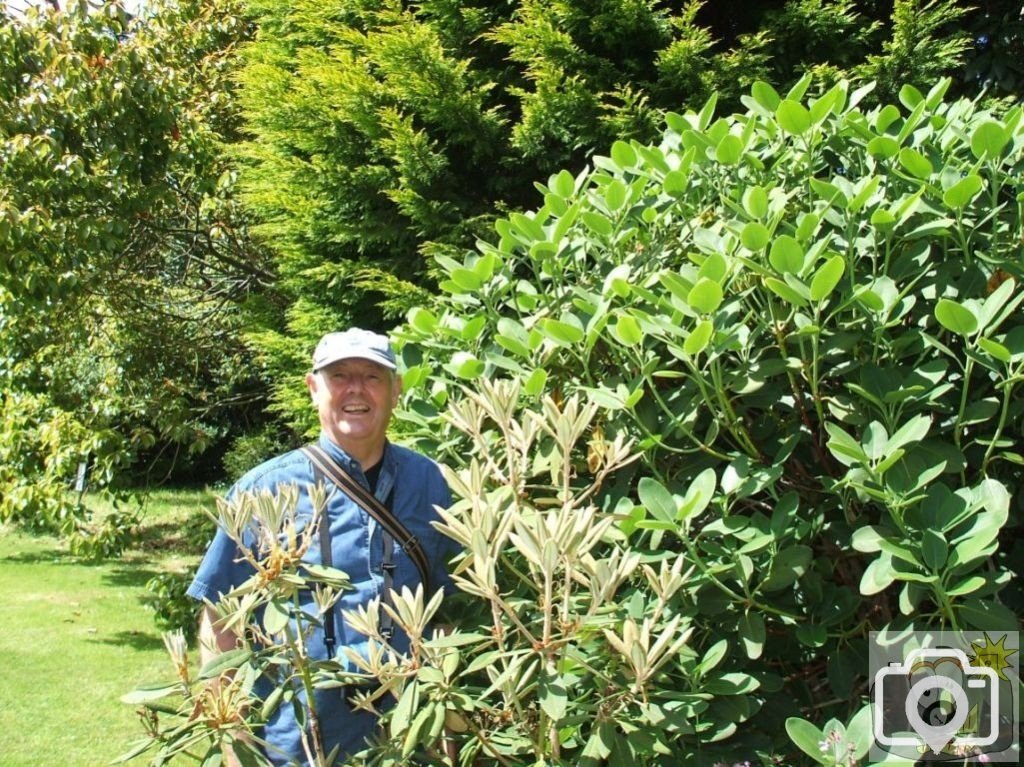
187 328 456 766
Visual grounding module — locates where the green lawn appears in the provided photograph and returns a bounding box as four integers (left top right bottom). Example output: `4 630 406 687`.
0 488 217 767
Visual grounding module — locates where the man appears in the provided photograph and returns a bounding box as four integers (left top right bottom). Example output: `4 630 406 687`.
187 328 456 766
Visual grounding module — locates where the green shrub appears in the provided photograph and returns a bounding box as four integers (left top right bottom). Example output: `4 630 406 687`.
391 76 1024 764
221 426 292 484
143 571 202 645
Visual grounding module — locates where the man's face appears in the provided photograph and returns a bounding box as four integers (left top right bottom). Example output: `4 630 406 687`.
307 358 401 462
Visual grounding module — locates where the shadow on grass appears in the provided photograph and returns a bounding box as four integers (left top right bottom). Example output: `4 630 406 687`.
92 630 166 652
135 514 214 558
1 548 78 565
104 566 163 589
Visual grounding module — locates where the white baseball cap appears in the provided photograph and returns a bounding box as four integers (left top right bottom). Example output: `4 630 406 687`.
311 329 397 372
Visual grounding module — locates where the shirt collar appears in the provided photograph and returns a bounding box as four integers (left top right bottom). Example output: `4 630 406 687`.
317 433 395 493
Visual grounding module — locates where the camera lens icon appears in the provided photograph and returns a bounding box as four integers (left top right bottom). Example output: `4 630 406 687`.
873 647 1000 756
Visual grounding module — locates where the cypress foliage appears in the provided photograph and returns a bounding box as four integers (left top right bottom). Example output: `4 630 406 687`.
234 0 991 434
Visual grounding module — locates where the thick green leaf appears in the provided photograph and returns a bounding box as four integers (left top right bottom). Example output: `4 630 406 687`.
809 254 845 301
524 366 548 395
550 168 576 198
610 140 637 168
761 545 812 591
885 414 930 453
765 277 809 307
688 278 724 314
742 186 769 219
751 80 781 111
539 318 585 346
769 236 805 274
263 598 291 635
715 133 744 165
860 553 896 595
703 671 759 695
664 169 689 196
581 210 614 236
970 121 1009 160
120 681 181 705
898 147 932 179
198 648 253 680
795 623 828 648
943 174 983 210
921 529 948 571
509 212 546 242
979 337 1011 363
741 221 770 251
698 252 728 282
684 318 714 355
957 598 1020 630
852 525 892 553
604 178 627 212
611 313 643 346
739 612 766 659
523 368 547 397
867 135 900 158
678 468 716 521
445 351 485 379
538 668 568 721
637 477 677 524
496 317 532 358
935 298 978 336
698 638 729 674
407 307 438 334
786 717 828 764
777 99 811 135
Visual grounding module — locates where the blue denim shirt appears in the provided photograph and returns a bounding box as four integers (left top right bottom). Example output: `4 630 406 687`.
187 434 456 765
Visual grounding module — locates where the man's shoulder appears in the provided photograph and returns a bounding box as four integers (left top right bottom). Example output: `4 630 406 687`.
233 446 311 492
388 442 444 474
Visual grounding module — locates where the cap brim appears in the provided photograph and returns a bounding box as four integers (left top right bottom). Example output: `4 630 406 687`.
313 351 397 371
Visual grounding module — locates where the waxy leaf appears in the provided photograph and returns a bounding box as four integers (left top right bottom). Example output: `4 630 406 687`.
523 368 548 397
610 140 637 168
765 277 809 307
638 477 677 524
970 121 1009 160
741 221 770 251
664 169 689 196
943 174 983 210
935 298 978 336
684 319 714 355
809 255 845 301
742 186 769 219
867 135 900 158
786 718 828 765
715 133 744 165
751 80 781 111
769 236 805 274
777 99 811 135
739 612 766 659
611 313 643 346
688 278 724 313
539 318 585 345
898 147 932 179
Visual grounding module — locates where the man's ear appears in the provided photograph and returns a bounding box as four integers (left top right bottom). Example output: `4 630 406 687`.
392 374 403 407
306 372 319 401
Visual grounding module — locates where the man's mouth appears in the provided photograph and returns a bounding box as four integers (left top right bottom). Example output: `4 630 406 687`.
342 404 370 414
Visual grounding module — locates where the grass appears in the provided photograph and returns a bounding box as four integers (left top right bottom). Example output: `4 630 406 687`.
0 487 218 767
